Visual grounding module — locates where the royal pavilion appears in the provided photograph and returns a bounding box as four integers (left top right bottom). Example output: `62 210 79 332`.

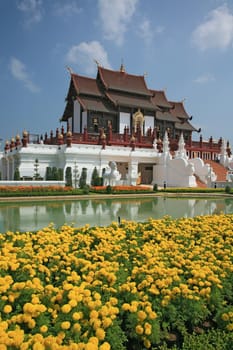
0 64 232 187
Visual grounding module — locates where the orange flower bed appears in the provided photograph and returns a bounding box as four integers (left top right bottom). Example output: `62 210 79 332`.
91 185 152 191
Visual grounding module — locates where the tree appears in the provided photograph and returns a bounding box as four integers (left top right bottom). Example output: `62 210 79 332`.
52 167 59 180
58 168 63 181
45 167 52 180
73 162 79 188
34 159 40 180
91 166 99 186
79 168 87 189
14 167 20 180
65 167 72 187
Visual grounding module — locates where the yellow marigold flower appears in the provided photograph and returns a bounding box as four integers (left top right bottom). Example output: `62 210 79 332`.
32 342 45 350
135 325 144 335
222 313 229 321
137 310 147 321
85 343 98 350
90 310 99 319
73 323 81 332
31 296 40 304
61 304 71 313
61 321 71 330
92 319 102 330
3 304 12 313
144 322 152 335
37 304 47 312
88 336 99 345
63 283 73 291
99 342 111 350
40 325 48 333
69 299 78 307
88 301 96 310
95 327 105 340
23 302 34 314
83 289 91 297
93 292 101 300
227 323 233 331
73 312 82 321
109 297 118 305
28 319 36 329
122 303 130 311
0 321 8 331
102 317 112 328
148 311 157 319
143 338 151 349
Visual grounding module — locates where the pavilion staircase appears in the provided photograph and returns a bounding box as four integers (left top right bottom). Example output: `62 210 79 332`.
204 160 228 182
194 175 207 188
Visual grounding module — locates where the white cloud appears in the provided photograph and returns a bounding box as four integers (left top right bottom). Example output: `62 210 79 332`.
10 57 40 93
192 4 233 50
66 41 112 75
194 73 215 84
17 0 43 25
98 0 138 45
137 19 164 45
138 19 153 44
53 1 82 17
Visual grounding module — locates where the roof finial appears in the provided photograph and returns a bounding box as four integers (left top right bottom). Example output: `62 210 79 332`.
66 66 73 74
120 59 125 72
94 59 100 66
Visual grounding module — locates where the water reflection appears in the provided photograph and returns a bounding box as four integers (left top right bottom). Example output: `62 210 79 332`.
0 196 233 233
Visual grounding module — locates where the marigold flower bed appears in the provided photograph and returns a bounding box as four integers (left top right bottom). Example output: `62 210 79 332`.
0 214 233 349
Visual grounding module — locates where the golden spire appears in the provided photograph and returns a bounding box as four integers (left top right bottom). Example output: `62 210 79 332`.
120 59 125 72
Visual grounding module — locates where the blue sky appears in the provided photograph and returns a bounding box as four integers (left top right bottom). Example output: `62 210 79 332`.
1 0 233 150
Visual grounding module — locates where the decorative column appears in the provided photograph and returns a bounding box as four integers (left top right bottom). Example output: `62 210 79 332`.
130 136 136 151
66 131 72 147
58 133 64 147
15 134 21 148
101 133 106 150
22 131 28 147
4 140 10 153
108 124 112 143
128 160 138 186
175 132 188 159
10 138 15 152
83 127 88 142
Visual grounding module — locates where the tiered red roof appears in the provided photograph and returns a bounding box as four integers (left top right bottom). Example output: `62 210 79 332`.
97 66 151 96
61 65 197 133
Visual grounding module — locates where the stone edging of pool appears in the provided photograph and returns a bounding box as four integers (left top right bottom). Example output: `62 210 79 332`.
0 192 232 202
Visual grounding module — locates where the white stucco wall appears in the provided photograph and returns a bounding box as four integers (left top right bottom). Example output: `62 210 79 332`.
73 100 81 133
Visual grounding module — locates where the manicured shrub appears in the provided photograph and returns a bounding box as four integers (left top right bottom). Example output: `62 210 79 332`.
58 168 63 181
34 158 40 180
79 167 87 189
82 184 90 194
91 166 99 186
13 167 20 180
225 185 231 194
106 185 112 194
45 166 52 180
52 166 59 180
65 167 72 187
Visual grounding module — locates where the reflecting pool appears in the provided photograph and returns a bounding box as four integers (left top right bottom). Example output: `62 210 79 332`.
1 196 233 233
